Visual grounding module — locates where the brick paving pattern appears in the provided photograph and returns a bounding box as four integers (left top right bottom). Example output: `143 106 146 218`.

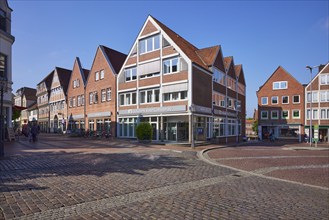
1 135 328 219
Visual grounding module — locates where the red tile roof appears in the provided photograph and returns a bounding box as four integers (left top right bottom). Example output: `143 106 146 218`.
100 45 127 74
151 16 209 71
196 45 220 67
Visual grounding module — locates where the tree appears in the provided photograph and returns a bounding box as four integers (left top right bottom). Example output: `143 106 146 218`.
136 122 153 141
252 120 258 135
12 107 21 121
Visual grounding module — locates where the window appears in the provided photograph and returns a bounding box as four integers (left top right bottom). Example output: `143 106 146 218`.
213 68 226 85
73 80 77 88
124 67 137 82
140 72 160 79
100 70 105 79
320 109 327 119
282 96 289 104
320 74 329 85
73 97 76 107
271 111 279 119
0 9 6 32
77 79 80 87
292 110 300 119
139 34 160 54
101 89 106 102
119 92 137 106
107 88 111 101
313 109 318 119
163 57 179 74
81 95 85 106
89 92 93 104
0 53 7 78
261 111 268 119
95 71 99 81
261 97 268 105
306 109 311 119
163 91 187 102
140 89 160 104
94 92 98 103
312 92 318 102
281 110 289 119
69 98 73 108
271 96 278 104
273 81 288 90
77 95 81 106
293 95 300 104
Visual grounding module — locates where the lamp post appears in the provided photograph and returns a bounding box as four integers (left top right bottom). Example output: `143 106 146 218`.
0 77 8 157
306 65 318 147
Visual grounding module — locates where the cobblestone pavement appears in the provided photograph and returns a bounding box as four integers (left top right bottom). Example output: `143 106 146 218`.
1 135 328 219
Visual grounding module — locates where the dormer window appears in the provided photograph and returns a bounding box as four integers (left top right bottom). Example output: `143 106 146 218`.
0 9 6 32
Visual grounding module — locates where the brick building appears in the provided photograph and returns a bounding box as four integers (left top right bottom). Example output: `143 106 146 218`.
116 16 246 144
67 57 89 132
85 45 126 136
257 66 305 142
305 62 329 143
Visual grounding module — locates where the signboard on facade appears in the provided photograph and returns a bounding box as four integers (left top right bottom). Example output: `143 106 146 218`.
119 105 186 116
88 112 112 118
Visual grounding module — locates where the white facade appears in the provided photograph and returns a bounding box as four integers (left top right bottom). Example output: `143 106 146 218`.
0 0 15 128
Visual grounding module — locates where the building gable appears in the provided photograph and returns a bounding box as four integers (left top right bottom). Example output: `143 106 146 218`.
140 20 159 37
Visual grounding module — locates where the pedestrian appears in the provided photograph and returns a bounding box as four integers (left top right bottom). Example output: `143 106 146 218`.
31 124 38 142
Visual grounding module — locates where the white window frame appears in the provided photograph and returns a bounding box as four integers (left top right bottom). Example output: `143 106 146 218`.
140 88 160 104
100 70 105 79
320 74 329 85
261 97 268 105
293 95 300 104
271 96 278 105
101 89 106 102
95 71 99 81
107 88 112 101
320 108 327 119
282 96 289 104
163 57 179 74
124 67 137 82
261 111 268 120
119 92 137 106
271 110 279 119
139 34 160 54
273 81 288 90
292 109 300 119
281 110 289 119
313 109 318 119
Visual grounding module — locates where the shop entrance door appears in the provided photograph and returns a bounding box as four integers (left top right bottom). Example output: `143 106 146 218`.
151 122 157 141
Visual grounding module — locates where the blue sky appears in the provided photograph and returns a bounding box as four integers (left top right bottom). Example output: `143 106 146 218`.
10 0 329 117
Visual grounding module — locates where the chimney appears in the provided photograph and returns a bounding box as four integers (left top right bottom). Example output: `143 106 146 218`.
318 64 325 73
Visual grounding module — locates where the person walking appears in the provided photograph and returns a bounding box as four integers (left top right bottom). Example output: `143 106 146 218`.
31 124 38 142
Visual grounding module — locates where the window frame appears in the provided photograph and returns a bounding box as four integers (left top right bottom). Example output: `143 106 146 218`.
271 96 278 105
292 109 300 119
282 96 289 104
261 111 268 120
273 81 288 90
271 110 279 119
95 71 100 81
281 110 289 119
293 95 300 104
163 57 179 74
100 70 105 79
261 97 268 105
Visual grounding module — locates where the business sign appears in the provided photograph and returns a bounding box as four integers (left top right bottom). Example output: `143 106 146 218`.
119 105 186 116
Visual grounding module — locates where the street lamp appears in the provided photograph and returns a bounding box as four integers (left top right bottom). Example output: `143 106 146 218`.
306 65 318 147
0 76 8 157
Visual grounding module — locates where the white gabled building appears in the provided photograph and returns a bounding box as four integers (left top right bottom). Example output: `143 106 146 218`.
0 0 15 129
